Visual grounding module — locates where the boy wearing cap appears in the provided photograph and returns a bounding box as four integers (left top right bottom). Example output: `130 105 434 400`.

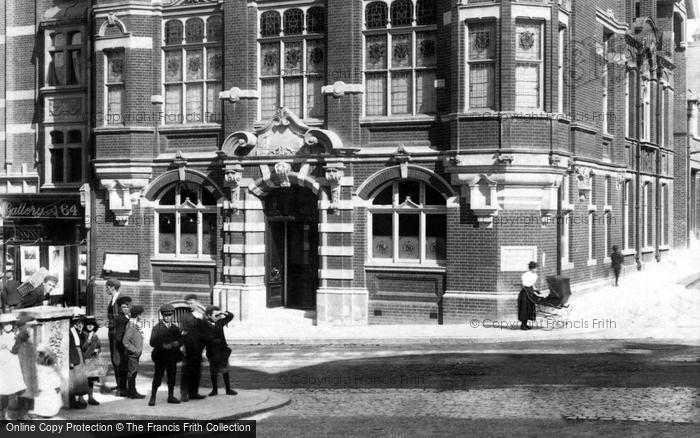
112 295 131 396
19 275 58 308
122 304 145 399
149 304 183 406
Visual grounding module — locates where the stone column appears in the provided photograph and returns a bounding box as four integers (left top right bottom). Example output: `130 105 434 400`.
16 306 75 407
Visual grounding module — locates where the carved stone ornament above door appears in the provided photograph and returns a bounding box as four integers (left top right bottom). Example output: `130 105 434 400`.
219 107 357 158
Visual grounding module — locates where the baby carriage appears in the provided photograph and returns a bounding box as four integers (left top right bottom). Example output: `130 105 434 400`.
527 276 573 320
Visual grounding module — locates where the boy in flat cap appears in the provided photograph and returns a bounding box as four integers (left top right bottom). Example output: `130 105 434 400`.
149 304 183 406
122 304 145 399
113 295 131 396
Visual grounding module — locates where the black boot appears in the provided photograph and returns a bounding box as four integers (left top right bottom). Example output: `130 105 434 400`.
167 386 180 404
148 383 158 406
209 373 218 396
223 373 237 395
117 373 128 397
128 374 146 399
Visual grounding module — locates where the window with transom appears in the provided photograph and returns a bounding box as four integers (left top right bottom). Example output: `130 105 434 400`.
364 0 437 116
515 20 543 110
47 128 84 185
163 16 223 124
369 180 446 265
466 21 496 110
46 28 84 87
259 7 326 120
105 50 125 125
154 182 219 258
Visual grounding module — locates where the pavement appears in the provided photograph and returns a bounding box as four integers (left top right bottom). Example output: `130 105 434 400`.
221 246 700 345
57 389 289 421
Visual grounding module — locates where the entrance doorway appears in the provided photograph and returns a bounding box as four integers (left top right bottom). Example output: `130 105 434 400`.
265 187 319 309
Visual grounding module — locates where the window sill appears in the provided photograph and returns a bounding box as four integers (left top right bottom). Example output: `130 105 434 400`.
602 132 614 141
587 259 597 267
604 257 611 264
588 205 597 212
360 115 437 125
622 248 636 256
157 124 222 132
254 118 324 128
94 125 156 133
561 261 575 271
150 257 217 266
561 202 574 212
604 205 612 212
40 85 87 94
41 183 83 190
659 245 670 251
364 263 446 273
641 247 654 254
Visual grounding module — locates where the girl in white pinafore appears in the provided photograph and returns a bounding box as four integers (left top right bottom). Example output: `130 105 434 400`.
0 313 28 418
31 346 63 418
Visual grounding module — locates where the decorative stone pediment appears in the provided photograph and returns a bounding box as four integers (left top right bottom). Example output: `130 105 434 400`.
219 107 355 158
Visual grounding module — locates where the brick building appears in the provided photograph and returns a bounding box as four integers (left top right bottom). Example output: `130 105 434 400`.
0 0 696 325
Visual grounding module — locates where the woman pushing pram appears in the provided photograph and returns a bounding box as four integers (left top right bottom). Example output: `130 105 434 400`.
518 262 571 330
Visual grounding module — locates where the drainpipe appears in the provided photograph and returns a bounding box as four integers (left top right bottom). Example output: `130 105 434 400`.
655 67 661 262
689 100 696 248
635 51 642 270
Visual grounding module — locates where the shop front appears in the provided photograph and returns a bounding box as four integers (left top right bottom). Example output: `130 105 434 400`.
0 194 87 306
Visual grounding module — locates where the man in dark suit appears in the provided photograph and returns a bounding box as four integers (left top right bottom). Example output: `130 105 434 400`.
179 294 208 401
19 275 58 308
105 278 130 396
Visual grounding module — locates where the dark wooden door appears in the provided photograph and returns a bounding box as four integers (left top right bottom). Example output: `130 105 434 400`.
266 221 285 307
286 222 318 309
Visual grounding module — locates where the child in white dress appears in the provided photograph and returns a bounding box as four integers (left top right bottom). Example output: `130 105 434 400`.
30 346 62 418
0 314 28 419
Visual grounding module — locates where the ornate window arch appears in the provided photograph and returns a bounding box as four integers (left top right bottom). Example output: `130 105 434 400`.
147 171 223 259
259 6 326 120
363 0 437 116
368 179 447 265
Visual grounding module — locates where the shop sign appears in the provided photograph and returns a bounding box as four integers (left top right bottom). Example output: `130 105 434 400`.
0 199 83 219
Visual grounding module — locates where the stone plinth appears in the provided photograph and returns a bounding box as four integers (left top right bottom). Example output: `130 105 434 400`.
16 306 76 407
316 287 368 326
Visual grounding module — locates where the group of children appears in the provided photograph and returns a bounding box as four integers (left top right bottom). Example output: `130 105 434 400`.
0 313 70 419
68 314 109 409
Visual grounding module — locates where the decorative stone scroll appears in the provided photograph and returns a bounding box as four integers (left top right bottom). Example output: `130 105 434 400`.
219 87 260 103
95 163 152 226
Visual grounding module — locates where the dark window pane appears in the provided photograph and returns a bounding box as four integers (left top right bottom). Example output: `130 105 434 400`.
67 148 82 182
306 7 325 33
51 149 64 183
160 187 176 205
180 183 198 205
159 213 176 254
206 16 223 42
391 0 413 27
366 2 388 29
283 9 304 35
202 213 217 255
416 0 436 25
165 20 183 45
372 184 393 205
67 130 81 143
260 11 281 37
201 186 217 205
50 131 64 144
180 213 198 254
399 181 420 204
185 18 204 43
425 185 446 205
372 213 393 258
398 214 419 259
426 214 446 260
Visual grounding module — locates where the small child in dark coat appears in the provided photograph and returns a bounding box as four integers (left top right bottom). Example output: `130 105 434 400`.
148 304 183 406
205 306 236 396
122 305 145 399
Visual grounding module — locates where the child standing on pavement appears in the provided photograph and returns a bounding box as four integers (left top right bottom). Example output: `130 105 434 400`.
82 317 108 405
30 346 62 418
0 314 27 419
149 304 183 406
122 305 146 399
205 306 237 396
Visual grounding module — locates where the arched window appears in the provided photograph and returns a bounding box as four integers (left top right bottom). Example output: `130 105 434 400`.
260 11 281 37
259 8 326 120
391 0 413 27
369 180 446 264
155 182 218 258
365 2 388 29
163 16 222 124
283 9 304 35
306 7 325 34
364 0 437 116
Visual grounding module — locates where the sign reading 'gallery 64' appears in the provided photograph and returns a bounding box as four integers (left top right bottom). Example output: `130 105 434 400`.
0 199 83 219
